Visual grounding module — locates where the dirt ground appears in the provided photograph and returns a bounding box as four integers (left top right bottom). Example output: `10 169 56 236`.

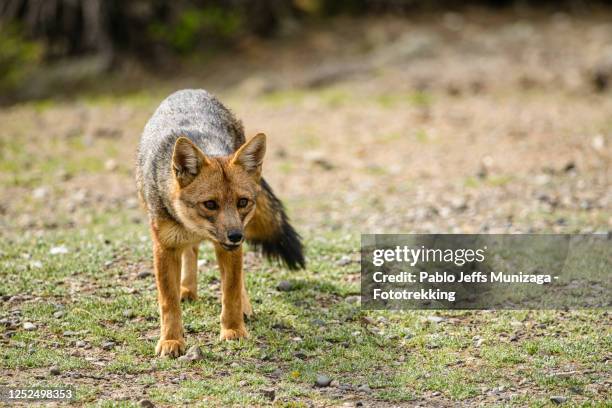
0 8 611 407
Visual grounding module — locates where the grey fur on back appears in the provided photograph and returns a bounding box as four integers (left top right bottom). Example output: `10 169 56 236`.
137 89 245 220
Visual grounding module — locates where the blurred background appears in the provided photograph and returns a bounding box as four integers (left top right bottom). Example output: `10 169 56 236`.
1 0 610 234
2 0 612 102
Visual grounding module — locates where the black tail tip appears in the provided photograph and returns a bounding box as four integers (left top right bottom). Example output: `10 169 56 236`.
250 221 305 270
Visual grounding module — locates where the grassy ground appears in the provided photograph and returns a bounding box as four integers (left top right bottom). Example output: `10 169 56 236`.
1 10 611 407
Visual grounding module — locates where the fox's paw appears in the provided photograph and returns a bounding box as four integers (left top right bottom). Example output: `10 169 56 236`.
220 326 249 341
156 339 186 358
180 286 198 302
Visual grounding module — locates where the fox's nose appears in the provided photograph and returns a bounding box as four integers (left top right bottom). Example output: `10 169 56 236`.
227 230 243 243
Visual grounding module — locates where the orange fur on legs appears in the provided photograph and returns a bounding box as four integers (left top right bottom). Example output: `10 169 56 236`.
180 244 199 301
151 223 186 357
215 244 248 340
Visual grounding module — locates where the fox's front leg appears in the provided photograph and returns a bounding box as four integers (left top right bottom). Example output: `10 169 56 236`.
180 244 199 301
215 245 248 340
152 229 186 357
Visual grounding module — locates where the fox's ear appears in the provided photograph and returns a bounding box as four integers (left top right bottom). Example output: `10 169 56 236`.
232 133 266 177
172 137 208 187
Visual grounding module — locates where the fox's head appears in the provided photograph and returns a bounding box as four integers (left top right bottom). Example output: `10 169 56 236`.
170 133 266 250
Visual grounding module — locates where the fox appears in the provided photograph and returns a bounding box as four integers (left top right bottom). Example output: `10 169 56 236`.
136 89 305 357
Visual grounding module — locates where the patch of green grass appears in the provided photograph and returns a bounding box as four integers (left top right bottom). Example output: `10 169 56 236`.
1 201 609 407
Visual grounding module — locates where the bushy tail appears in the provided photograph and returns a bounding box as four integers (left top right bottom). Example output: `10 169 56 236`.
245 178 305 270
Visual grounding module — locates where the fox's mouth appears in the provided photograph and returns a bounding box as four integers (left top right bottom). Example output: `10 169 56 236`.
220 243 241 251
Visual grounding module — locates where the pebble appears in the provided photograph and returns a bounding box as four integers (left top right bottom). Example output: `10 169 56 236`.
337 255 352 266
23 322 37 331
49 366 61 376
427 316 445 323
178 345 204 362
550 396 567 404
104 159 118 171
136 271 152 279
53 311 65 319
101 341 115 350
357 384 372 393
276 280 293 291
261 388 276 401
49 246 69 255
312 319 325 326
315 374 332 387
360 316 376 325
76 340 87 348
32 187 49 200
123 309 135 319
345 295 361 304
138 400 155 408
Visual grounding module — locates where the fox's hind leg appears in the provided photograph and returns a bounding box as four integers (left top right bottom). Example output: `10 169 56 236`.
242 277 253 318
214 244 248 340
180 243 199 301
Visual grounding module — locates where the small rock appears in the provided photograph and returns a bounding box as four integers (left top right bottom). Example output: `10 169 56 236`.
550 396 567 404
261 387 276 401
138 400 155 408
49 366 61 376
32 187 49 200
53 311 65 319
49 246 69 255
101 341 115 350
592 134 605 151
178 345 204 362
315 374 332 387
427 316 445 323
345 295 361 304
431 391 441 396
63 330 78 336
123 309 134 319
357 384 372 393
104 159 118 171
337 255 352 266
563 162 576 173
360 316 376 325
23 322 37 331
312 319 325 326
136 271 152 279
276 280 293 292
197 259 208 268
294 352 307 360
75 340 87 348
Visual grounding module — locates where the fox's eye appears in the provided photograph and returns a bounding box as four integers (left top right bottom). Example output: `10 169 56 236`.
237 198 249 208
203 200 218 210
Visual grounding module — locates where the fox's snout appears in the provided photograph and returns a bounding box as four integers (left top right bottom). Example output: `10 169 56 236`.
227 229 243 243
